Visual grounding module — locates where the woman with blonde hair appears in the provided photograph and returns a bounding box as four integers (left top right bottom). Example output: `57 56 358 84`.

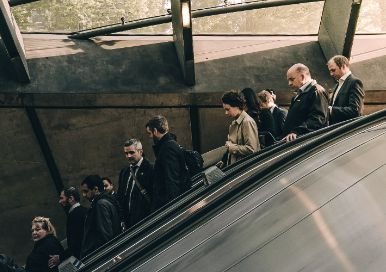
25 216 64 272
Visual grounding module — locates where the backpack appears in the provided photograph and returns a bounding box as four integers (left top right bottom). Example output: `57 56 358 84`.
181 148 204 183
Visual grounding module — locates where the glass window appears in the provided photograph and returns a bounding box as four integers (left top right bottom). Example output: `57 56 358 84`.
11 0 386 34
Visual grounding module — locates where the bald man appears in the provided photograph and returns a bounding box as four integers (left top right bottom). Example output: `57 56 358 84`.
282 63 329 142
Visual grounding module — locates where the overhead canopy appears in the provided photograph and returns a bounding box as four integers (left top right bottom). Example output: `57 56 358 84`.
0 0 30 82
0 0 364 85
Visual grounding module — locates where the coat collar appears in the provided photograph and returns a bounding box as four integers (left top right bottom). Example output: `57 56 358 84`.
234 110 248 125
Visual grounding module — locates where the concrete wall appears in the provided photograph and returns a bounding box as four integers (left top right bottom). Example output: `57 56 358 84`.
0 104 228 263
0 108 65 262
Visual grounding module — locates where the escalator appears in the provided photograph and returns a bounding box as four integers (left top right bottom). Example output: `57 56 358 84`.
109 109 386 271
81 111 386 271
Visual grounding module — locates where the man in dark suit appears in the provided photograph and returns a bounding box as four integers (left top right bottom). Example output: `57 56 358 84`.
117 138 154 230
48 187 87 267
282 63 329 142
327 55 365 125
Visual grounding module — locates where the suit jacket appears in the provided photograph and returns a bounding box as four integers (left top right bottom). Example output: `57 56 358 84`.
330 74 364 124
63 205 87 259
282 81 329 137
272 106 287 139
117 157 154 229
258 109 275 135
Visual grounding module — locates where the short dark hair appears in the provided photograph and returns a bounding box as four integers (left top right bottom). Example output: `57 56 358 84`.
331 55 349 69
145 115 168 134
222 90 245 110
101 177 112 185
81 175 104 192
62 187 81 202
265 88 275 96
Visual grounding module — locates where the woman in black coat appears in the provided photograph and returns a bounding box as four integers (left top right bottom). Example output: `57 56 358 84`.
25 217 64 272
241 88 275 133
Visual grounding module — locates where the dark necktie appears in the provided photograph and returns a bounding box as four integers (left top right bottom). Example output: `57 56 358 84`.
127 165 138 212
125 165 137 196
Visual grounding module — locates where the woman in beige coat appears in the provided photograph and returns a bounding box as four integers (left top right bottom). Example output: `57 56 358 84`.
222 90 260 166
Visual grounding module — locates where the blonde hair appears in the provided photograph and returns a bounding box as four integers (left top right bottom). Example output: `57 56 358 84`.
257 90 274 104
32 216 57 237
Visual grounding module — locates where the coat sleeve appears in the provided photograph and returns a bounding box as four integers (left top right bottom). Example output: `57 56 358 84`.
259 110 275 134
161 145 185 200
141 161 155 202
95 200 115 244
116 168 127 220
277 108 287 133
331 78 364 122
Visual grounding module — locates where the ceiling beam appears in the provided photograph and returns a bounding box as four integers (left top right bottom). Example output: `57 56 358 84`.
171 0 195 86
0 0 30 82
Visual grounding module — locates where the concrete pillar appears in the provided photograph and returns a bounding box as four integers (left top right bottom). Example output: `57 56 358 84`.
318 0 362 60
0 0 30 82
171 0 195 85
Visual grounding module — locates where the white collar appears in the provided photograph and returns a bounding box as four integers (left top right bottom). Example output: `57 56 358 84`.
339 71 352 82
69 202 80 213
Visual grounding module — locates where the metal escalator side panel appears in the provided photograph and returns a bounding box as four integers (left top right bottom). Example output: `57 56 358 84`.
128 126 386 271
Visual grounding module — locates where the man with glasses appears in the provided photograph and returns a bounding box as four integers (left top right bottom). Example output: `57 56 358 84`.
117 139 155 230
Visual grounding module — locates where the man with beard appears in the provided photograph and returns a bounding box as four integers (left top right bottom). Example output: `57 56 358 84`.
48 187 87 267
117 138 155 230
145 115 188 211
80 175 121 258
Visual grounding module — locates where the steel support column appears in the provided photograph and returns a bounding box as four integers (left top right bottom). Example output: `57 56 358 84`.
318 0 362 60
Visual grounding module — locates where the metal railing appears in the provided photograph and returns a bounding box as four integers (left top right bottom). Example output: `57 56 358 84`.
70 0 323 39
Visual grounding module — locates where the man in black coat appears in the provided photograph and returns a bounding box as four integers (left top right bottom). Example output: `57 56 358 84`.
59 187 87 259
48 187 88 268
80 175 121 258
327 55 365 125
282 63 329 142
117 138 154 230
145 115 188 211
